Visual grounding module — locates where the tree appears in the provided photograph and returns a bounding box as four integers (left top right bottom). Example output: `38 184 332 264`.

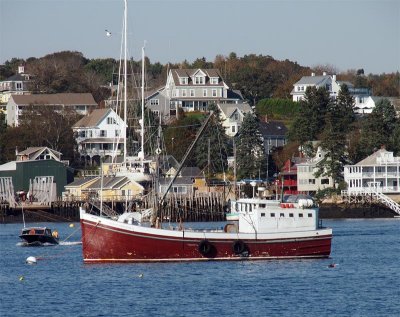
163 113 202 164
193 104 230 175
15 106 80 161
235 113 266 179
0 112 8 163
356 98 397 159
288 86 330 144
315 85 355 187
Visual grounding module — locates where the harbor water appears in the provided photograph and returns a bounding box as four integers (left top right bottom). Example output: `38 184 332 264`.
0 219 399 317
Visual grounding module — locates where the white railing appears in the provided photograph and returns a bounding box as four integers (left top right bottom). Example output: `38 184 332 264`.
342 184 400 216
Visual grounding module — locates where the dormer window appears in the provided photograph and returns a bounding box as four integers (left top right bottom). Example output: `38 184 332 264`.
195 76 205 84
210 77 218 85
179 77 188 85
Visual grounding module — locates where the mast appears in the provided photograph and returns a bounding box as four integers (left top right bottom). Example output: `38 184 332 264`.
233 138 237 200
123 0 128 165
139 44 145 160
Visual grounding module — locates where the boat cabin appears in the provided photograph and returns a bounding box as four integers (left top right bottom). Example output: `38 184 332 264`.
232 195 319 234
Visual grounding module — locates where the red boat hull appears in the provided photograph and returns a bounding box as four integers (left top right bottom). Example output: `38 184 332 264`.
81 218 332 263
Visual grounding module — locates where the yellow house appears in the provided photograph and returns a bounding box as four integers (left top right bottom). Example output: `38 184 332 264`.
63 176 144 201
81 176 144 201
63 177 98 201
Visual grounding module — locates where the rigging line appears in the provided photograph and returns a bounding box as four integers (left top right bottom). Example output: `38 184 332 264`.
162 123 203 129
216 124 226 178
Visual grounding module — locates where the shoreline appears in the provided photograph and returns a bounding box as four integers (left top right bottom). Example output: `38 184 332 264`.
1 203 398 224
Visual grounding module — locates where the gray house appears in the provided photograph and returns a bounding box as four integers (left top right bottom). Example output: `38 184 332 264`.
258 119 288 154
145 68 245 122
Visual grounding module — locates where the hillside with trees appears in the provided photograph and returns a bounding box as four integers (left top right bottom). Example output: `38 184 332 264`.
0 51 399 173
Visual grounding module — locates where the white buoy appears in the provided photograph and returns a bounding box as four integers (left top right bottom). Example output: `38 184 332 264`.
69 223 75 228
26 256 37 265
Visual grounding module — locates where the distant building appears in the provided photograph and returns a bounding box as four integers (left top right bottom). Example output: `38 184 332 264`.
279 158 306 195
291 72 371 113
72 108 127 165
0 150 74 197
258 118 288 155
144 69 245 122
0 65 31 104
297 147 334 194
6 93 97 126
217 102 253 136
344 148 400 194
16 146 63 162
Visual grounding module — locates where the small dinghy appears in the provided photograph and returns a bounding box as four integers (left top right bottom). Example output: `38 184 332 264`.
19 227 59 246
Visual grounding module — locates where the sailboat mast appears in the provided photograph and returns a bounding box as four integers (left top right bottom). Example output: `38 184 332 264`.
140 44 145 160
123 0 128 164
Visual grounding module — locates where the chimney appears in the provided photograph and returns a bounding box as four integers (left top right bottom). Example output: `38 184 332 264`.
311 72 315 77
332 74 337 81
18 65 24 74
323 71 327 76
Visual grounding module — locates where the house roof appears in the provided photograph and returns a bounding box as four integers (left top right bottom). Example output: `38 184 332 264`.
4 73 28 82
218 103 252 118
159 176 194 186
73 108 112 128
180 167 202 178
259 120 288 137
227 89 244 100
171 68 224 86
85 176 130 190
65 177 97 188
294 75 331 86
356 149 391 165
11 93 97 106
17 147 62 159
0 161 17 171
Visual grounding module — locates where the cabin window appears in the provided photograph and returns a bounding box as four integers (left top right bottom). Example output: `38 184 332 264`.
36 229 44 234
289 213 294 217
270 213 275 217
280 213 284 217
259 204 266 208
261 213 265 217
299 213 303 217
308 213 312 217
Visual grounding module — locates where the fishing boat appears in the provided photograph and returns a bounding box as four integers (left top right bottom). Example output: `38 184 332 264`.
19 227 59 246
80 194 331 262
79 0 332 263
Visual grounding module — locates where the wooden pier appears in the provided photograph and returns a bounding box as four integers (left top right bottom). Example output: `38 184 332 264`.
0 192 227 223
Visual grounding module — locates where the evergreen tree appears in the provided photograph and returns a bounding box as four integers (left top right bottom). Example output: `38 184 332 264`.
316 85 355 187
235 113 266 179
356 98 397 159
194 104 230 175
0 112 7 163
288 86 330 144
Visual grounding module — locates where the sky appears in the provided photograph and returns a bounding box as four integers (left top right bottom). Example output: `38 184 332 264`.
1 0 399 74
